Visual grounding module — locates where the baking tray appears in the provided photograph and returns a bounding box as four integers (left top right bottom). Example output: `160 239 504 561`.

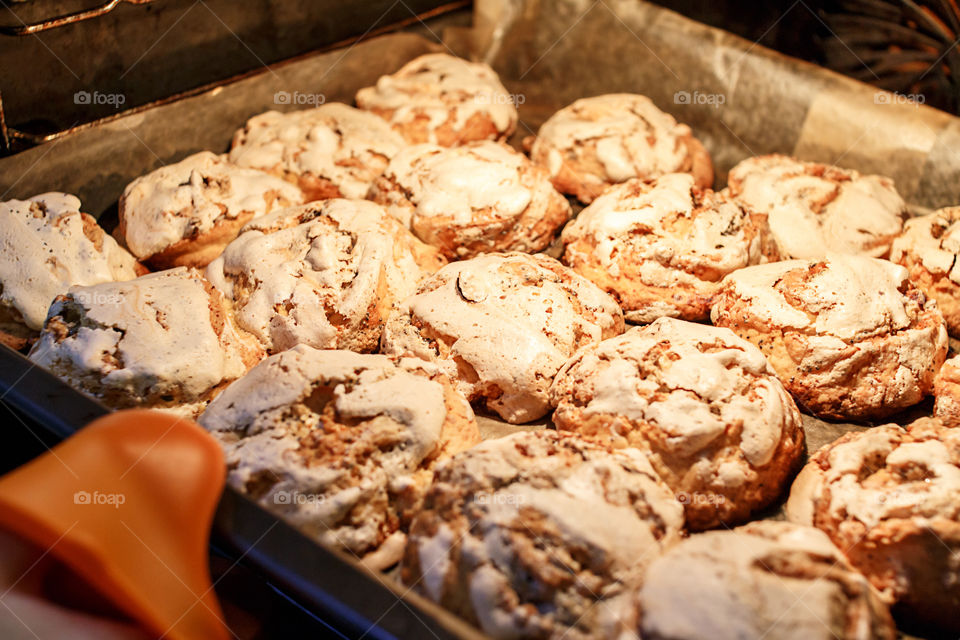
2 0 960 636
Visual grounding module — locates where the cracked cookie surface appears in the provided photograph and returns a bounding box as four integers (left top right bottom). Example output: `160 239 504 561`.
786 417 960 632
528 93 713 203
710 254 947 420
29 267 264 416
637 521 896 640
381 252 624 423
551 317 804 530
199 345 481 570
401 429 684 640
355 53 518 146
560 174 777 323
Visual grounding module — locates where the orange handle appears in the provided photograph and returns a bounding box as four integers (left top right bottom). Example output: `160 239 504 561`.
0 410 229 640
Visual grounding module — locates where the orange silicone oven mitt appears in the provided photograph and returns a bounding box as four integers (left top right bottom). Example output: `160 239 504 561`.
0 410 229 640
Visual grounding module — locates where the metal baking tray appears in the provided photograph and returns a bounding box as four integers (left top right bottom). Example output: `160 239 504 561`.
2 0 960 636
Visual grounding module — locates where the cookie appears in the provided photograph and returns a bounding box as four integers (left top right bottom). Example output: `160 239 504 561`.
711 254 947 420
727 154 906 260
550 318 804 530
381 252 625 423
637 521 896 640
368 141 571 260
560 174 777 323
890 206 960 336
401 430 684 640
205 199 445 354
118 151 303 269
935 355 960 426
527 93 713 203
0 193 142 350
228 103 405 201
28 267 264 417
198 345 481 570
355 53 518 146
786 417 960 632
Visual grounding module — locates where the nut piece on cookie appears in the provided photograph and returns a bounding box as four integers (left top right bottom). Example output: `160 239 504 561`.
355 53 518 146
205 200 445 354
0 192 143 350
199 345 481 570
727 154 906 260
637 521 896 640
118 151 303 269
560 174 777 323
29 267 265 417
935 355 960 426
228 103 405 201
786 417 960 632
711 254 947 420
401 429 684 640
381 252 625 423
527 93 713 204
368 141 571 260
890 206 960 336
550 318 804 530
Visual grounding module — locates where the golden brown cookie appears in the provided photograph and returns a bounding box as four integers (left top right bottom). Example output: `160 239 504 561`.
205 199 445 354
199 345 481 570
786 417 960 632
355 53 518 146
29 268 264 417
368 141 571 260
401 429 684 640
560 174 777 323
0 192 143 350
228 103 405 201
637 521 896 640
527 93 713 203
551 318 804 530
711 255 947 420
118 151 303 269
727 154 906 260
381 252 625 423
890 206 960 336
934 354 960 427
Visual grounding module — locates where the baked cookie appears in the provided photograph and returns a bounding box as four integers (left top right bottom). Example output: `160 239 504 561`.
727 154 906 260
368 141 571 259
527 93 713 204
711 254 947 420
199 345 481 570
550 318 804 530
205 199 445 354
355 53 518 146
637 521 896 640
381 252 625 423
0 193 142 350
890 206 960 336
29 267 264 417
786 417 960 632
935 355 960 426
118 151 303 269
401 430 684 640
228 103 405 201
560 174 777 323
